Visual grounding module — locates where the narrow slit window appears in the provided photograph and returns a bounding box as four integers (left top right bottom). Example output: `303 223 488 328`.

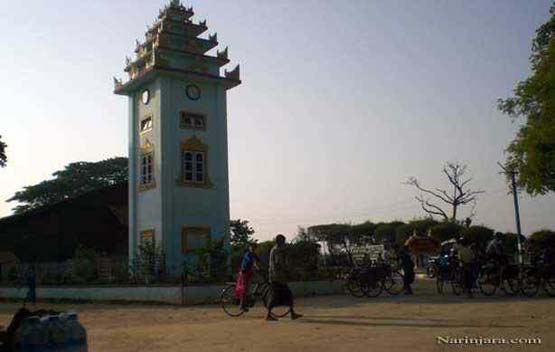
140 116 153 132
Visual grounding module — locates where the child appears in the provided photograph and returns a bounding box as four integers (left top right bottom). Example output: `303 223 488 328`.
237 243 260 311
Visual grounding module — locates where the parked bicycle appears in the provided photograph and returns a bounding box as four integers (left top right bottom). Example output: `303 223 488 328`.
220 272 290 318
477 260 520 296
427 256 440 279
345 261 404 297
435 255 455 294
520 262 555 297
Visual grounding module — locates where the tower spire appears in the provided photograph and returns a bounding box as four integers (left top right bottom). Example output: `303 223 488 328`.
114 3 240 93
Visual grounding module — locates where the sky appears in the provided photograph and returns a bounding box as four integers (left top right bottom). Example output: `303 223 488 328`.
0 0 554 242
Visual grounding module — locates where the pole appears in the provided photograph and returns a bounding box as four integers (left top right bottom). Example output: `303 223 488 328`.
510 171 523 265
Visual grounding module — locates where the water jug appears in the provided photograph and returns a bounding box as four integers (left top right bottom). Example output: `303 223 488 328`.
47 315 68 351
65 312 87 352
12 316 44 352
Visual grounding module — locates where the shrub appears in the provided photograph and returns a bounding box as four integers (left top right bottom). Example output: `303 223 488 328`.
429 222 463 244
461 226 495 248
395 224 413 246
7 266 18 283
70 245 98 283
375 222 405 244
528 230 555 253
409 218 439 236
288 240 321 281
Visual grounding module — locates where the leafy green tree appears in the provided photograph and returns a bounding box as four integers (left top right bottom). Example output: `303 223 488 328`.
0 135 6 168
229 219 256 250
498 3 555 194
8 157 128 213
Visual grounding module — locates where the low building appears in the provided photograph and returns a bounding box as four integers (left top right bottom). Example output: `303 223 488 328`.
0 184 128 263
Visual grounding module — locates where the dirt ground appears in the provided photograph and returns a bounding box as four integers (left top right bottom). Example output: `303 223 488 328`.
1 280 554 352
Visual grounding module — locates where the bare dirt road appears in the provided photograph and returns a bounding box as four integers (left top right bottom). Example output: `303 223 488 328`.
1 281 553 352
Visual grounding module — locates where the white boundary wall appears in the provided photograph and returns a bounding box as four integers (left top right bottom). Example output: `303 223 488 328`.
0 280 345 305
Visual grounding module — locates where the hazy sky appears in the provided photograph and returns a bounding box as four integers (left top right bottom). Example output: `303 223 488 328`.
1 0 554 241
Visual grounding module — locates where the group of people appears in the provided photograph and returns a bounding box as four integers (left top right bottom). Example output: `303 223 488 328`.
237 234 303 321
449 233 510 298
236 234 420 322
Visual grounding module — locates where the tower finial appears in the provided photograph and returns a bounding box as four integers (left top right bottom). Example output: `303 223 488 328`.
217 47 229 60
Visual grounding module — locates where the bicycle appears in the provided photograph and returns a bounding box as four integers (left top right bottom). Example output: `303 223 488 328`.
477 260 520 296
426 256 440 279
435 255 455 294
348 261 404 297
520 262 555 297
220 272 291 318
345 267 366 298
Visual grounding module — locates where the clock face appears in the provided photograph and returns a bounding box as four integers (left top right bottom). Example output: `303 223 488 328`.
141 89 150 105
186 84 201 100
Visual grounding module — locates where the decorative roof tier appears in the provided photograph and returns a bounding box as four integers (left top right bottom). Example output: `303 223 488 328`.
114 0 240 94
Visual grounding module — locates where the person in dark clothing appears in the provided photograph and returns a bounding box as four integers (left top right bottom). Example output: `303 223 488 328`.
266 234 302 321
486 233 506 266
238 243 260 311
399 245 415 295
24 264 36 306
457 237 476 298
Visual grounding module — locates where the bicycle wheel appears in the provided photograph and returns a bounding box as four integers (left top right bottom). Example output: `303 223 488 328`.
362 279 383 297
383 271 404 295
502 265 520 296
220 285 245 317
346 276 365 298
259 283 291 318
520 268 540 297
270 306 291 318
503 277 520 296
478 267 498 296
427 264 437 279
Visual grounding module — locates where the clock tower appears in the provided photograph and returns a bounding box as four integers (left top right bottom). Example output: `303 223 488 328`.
114 0 240 275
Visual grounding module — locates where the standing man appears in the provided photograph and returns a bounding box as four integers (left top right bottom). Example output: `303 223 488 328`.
399 245 415 295
457 237 476 298
23 264 36 307
486 233 506 265
266 234 302 321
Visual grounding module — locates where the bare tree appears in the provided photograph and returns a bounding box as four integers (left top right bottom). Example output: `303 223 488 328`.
405 162 484 222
